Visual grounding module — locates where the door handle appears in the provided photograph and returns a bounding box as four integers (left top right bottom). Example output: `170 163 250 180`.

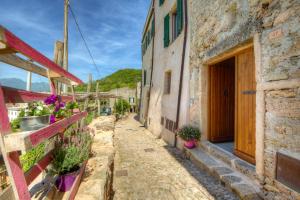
242 90 256 95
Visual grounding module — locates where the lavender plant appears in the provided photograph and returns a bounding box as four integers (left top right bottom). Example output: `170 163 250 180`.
52 127 94 175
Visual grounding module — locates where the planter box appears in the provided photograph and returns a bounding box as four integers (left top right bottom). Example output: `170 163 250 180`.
20 115 50 131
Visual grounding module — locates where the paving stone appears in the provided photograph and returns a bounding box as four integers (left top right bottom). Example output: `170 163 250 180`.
113 114 238 200
234 159 257 180
212 166 234 178
220 174 242 187
231 183 262 200
189 148 219 172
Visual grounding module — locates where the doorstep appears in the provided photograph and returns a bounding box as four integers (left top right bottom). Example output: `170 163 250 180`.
184 142 263 200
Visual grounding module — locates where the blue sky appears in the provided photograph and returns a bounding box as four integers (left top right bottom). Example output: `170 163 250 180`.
0 0 149 83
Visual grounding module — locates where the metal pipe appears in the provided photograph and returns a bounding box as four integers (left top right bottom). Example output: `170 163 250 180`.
175 0 189 147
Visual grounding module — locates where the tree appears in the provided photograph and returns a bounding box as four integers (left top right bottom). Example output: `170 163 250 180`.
114 99 130 115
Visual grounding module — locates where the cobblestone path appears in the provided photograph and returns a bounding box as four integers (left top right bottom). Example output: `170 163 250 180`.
113 115 239 200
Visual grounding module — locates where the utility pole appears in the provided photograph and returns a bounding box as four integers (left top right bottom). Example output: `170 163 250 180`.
63 0 69 93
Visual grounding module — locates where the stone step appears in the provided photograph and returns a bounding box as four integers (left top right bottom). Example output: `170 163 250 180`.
185 147 262 200
198 141 258 182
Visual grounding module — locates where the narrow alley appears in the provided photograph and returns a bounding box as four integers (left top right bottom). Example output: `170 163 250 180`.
112 114 238 200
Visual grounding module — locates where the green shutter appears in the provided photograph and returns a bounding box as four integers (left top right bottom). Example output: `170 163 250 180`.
176 0 183 35
151 19 155 37
164 14 170 48
159 0 164 6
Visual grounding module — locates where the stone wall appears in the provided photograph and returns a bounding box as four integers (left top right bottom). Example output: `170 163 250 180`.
189 0 300 199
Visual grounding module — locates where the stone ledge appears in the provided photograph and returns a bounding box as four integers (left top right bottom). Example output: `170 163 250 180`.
75 116 116 200
186 147 262 200
198 141 258 182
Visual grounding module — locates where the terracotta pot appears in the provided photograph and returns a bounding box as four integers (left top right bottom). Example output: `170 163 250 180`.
184 140 196 149
72 108 80 114
55 170 79 192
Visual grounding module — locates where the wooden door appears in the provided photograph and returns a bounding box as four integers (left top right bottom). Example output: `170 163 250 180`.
234 47 256 164
209 58 235 142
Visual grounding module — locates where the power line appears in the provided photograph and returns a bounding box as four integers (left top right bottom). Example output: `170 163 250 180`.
68 4 101 78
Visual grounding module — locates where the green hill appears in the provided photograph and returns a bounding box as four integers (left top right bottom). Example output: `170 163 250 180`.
75 69 142 92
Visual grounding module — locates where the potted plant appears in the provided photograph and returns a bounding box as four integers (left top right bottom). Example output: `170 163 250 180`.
66 102 80 114
177 125 200 149
52 127 93 192
44 95 68 124
19 102 51 131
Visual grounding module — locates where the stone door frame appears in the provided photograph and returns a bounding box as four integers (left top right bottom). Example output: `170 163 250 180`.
198 34 264 179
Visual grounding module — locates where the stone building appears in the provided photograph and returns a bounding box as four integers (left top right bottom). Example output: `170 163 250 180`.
108 85 140 113
140 0 190 140
141 0 300 199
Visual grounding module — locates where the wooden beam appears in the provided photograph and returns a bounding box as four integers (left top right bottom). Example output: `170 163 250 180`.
0 54 47 77
0 86 31 199
25 150 53 186
3 111 88 152
0 26 83 84
2 86 73 103
0 54 75 86
67 160 87 200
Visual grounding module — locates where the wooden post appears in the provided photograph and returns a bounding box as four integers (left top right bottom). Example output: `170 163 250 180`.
0 86 31 199
26 71 31 91
53 41 64 94
96 82 100 116
81 74 92 128
63 0 69 93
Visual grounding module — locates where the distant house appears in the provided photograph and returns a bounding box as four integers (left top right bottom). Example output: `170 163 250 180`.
107 83 141 113
6 103 27 122
140 0 300 199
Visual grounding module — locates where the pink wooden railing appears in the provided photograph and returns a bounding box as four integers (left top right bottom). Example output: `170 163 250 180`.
0 25 86 200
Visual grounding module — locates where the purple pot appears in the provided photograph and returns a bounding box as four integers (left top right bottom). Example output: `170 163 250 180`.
184 140 196 149
55 171 78 192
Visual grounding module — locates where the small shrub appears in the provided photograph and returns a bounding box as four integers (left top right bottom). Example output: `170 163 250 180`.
20 143 45 172
178 125 200 141
114 99 130 115
85 112 94 125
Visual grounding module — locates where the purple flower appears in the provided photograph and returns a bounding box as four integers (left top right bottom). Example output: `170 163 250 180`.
44 95 58 105
50 115 55 124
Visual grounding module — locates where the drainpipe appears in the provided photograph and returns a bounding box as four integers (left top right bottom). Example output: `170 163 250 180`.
145 0 155 127
175 0 188 147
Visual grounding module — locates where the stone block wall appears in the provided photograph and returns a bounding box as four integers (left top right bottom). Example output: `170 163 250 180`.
188 0 300 199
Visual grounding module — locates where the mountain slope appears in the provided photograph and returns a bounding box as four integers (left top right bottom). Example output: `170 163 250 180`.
0 78 50 92
75 69 142 92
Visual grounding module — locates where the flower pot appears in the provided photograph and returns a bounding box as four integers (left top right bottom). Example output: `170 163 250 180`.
20 115 50 131
55 170 79 192
184 140 196 149
72 108 80 114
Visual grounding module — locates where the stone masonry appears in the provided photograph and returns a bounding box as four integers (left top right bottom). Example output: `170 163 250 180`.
189 0 300 199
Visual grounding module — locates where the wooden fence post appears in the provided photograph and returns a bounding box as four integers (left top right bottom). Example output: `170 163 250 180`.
80 74 92 128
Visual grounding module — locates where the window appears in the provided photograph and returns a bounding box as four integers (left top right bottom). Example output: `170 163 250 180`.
164 14 170 48
171 0 183 41
129 97 135 103
164 71 172 94
143 70 147 86
151 19 155 37
159 0 164 6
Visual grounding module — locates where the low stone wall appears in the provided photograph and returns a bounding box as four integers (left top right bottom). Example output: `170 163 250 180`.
75 116 116 200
